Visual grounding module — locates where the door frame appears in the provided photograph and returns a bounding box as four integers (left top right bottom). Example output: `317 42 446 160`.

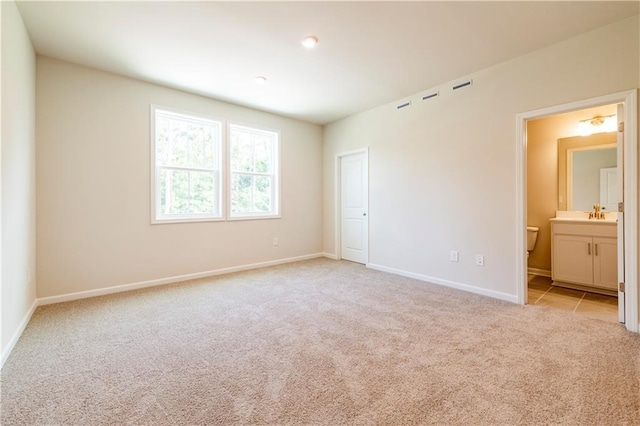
516 89 638 333
334 148 369 263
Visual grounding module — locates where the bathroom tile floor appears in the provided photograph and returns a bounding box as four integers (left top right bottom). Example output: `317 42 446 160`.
527 275 618 323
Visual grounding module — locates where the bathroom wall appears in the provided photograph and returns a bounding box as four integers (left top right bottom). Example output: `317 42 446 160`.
527 105 617 274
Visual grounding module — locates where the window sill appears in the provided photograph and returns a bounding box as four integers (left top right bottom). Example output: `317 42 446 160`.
151 216 225 225
227 214 281 222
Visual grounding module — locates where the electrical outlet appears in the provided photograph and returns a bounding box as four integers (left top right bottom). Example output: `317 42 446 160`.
450 250 459 262
27 268 31 283
475 255 485 266
272 237 279 246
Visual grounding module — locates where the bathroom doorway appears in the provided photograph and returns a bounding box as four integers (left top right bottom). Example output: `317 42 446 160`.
516 90 638 333
527 104 619 323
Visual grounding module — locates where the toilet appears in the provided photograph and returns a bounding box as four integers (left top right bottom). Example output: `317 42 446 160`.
527 226 539 257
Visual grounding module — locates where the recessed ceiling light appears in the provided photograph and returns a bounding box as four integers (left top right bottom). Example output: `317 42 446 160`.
302 35 318 49
254 76 267 85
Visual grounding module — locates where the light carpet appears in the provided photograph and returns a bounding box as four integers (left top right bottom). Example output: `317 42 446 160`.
2 258 639 425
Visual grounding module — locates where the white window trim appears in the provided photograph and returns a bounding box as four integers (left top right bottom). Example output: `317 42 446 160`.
227 122 281 221
150 105 226 224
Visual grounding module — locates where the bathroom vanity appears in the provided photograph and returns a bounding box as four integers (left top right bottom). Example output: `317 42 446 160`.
549 217 617 295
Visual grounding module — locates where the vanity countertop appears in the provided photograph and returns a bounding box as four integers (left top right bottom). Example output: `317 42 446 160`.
549 217 617 224
551 211 618 224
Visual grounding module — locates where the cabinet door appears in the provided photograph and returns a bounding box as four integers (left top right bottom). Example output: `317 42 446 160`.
593 237 617 290
553 235 593 285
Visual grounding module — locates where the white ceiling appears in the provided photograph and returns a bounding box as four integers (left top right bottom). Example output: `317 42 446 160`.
15 1 640 124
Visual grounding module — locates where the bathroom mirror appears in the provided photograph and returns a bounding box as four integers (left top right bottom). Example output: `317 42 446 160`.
557 133 617 212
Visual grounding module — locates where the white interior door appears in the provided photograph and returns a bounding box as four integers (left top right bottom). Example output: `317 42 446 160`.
599 167 618 212
616 103 625 323
340 152 368 264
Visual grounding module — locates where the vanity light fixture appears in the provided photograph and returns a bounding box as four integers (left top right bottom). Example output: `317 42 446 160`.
578 114 617 136
254 76 267 85
302 35 318 49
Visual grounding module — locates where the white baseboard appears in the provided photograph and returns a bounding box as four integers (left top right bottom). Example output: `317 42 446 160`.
527 267 551 278
322 252 338 260
366 263 518 304
1 298 38 369
38 253 324 306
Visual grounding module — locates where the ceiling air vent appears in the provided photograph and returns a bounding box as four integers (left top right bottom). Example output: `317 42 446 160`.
452 79 473 91
422 91 439 101
396 101 411 110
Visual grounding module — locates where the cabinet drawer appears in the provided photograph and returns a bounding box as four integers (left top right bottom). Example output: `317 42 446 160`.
552 222 617 238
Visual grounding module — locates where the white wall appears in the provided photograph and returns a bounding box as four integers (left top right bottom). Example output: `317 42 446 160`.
36 57 322 298
1 0 37 363
323 15 639 301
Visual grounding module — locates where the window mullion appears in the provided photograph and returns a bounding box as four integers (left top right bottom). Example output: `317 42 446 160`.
187 171 191 213
165 168 172 215
250 175 255 212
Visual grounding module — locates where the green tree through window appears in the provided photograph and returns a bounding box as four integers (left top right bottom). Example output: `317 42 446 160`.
229 124 279 218
153 107 222 222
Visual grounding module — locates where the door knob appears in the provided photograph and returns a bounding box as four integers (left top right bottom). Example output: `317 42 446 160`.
363 213 367 216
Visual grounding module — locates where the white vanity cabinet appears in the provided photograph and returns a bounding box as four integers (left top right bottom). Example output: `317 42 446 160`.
550 219 617 294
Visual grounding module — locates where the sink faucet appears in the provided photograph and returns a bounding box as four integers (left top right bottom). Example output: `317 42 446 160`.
589 203 606 220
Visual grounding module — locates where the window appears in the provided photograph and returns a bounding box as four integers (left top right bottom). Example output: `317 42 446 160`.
151 107 281 223
152 106 222 223
229 124 279 219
